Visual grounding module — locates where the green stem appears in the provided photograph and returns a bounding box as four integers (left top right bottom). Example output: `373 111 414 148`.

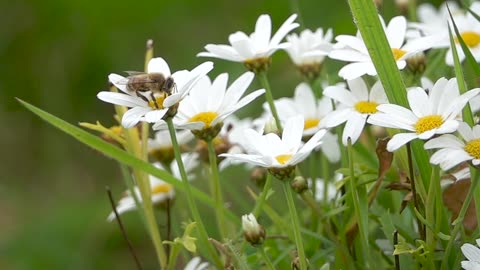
253 174 273 217
282 180 307 270
441 167 480 269
407 143 426 241
426 166 439 263
347 139 370 267
258 72 283 132
165 118 223 268
206 139 227 239
258 246 275 270
166 244 181 270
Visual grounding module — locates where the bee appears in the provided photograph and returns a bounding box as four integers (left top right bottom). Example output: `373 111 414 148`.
120 72 176 108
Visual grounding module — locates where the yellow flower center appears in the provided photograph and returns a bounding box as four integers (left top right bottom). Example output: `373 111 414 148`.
392 48 407 60
354 101 379 114
189 111 218 128
275 154 292 165
457 31 480 48
464 139 480 159
414 115 443 134
151 183 173 195
147 93 167 109
304 118 320 130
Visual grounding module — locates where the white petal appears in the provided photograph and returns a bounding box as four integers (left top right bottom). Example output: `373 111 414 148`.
462 243 480 262
270 14 299 47
208 73 229 111
144 109 168 123
199 44 243 62
321 109 352 128
97 91 146 107
108 73 129 93
338 62 376 80
282 115 304 152
387 133 418 151
369 81 389 104
459 121 475 142
231 38 255 59
342 113 366 145
407 87 431 117
254 14 272 50
148 57 171 76
424 134 464 149
386 16 407 49
122 107 151 128
323 86 357 106
348 77 369 101
221 72 255 112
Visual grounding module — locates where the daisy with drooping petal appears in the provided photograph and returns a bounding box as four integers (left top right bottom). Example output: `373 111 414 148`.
368 78 480 152
461 238 480 270
98 57 213 128
321 77 388 145
198 14 299 72
329 15 432 80
184 257 209 270
154 72 265 141
424 122 480 170
446 2 480 66
284 28 334 79
107 153 199 221
220 115 326 176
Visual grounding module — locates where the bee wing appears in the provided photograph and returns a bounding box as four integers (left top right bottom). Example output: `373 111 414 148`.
125 71 147 76
112 76 131 85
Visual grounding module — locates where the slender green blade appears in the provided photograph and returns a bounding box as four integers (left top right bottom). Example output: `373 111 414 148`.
17 98 238 222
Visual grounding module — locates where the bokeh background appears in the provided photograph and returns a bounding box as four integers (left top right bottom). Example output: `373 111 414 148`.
1 0 445 269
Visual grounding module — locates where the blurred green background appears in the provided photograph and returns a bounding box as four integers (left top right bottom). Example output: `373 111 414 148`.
1 0 445 269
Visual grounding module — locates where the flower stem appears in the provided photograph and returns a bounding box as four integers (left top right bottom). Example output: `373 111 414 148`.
258 246 275 270
425 166 439 262
253 174 273 217
166 244 181 270
407 143 426 241
347 138 370 267
441 167 480 269
165 118 223 268
206 139 227 239
282 179 307 270
258 72 283 132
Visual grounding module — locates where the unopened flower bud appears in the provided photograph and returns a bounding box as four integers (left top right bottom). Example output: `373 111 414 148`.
264 117 279 135
406 52 426 76
242 213 266 246
395 0 409 15
291 176 308 194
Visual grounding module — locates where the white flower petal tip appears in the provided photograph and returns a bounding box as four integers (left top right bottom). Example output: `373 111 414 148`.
197 14 298 62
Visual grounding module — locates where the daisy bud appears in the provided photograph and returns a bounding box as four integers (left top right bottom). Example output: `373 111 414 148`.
251 167 268 188
297 63 323 82
406 52 426 76
264 117 279 135
244 57 272 74
242 213 266 246
291 176 308 194
373 0 382 8
395 0 409 15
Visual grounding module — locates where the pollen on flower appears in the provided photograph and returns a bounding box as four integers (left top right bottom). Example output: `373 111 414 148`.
304 118 320 130
457 31 480 48
392 48 407 60
147 93 167 109
414 115 443 134
151 183 173 195
275 154 292 165
354 101 379 114
465 139 480 159
189 111 218 128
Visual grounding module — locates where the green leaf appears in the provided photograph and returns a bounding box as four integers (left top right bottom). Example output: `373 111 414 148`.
447 9 475 126
17 98 238 222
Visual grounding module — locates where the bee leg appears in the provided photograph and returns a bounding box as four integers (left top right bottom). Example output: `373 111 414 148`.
150 92 159 109
136 91 150 103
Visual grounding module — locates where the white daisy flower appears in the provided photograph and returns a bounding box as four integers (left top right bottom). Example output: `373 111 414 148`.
184 257 209 270
424 122 480 170
107 153 199 221
321 78 389 145
197 14 299 64
284 28 334 66
368 78 480 152
153 72 265 138
329 16 432 80
461 238 480 270
98 57 213 128
446 2 480 66
273 83 340 162
220 115 326 169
